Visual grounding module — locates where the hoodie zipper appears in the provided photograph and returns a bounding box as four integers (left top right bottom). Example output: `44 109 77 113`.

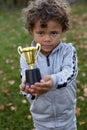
46 56 50 66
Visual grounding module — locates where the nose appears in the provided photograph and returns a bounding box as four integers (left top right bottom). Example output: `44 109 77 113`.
44 35 51 42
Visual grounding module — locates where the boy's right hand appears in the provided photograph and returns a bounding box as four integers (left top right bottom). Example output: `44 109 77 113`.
20 81 36 96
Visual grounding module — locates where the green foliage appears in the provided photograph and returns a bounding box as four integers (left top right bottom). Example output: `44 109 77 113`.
0 3 87 130
0 7 33 130
0 0 29 7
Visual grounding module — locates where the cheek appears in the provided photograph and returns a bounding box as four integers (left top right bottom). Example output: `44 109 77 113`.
34 36 43 43
53 38 60 46
53 37 59 43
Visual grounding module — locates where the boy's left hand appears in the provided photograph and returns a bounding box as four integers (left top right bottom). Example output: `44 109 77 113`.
28 76 53 96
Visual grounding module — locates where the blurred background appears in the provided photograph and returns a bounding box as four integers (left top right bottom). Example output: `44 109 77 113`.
0 0 87 7
0 0 87 130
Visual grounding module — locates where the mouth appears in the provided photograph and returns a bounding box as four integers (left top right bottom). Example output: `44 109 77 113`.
41 44 52 49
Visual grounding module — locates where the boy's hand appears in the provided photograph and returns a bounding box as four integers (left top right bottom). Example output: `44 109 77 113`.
20 76 53 96
30 76 53 96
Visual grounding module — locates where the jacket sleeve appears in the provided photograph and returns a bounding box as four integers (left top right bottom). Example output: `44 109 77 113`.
51 44 78 89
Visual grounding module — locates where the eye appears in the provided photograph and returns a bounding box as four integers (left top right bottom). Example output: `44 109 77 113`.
51 31 58 35
37 31 44 35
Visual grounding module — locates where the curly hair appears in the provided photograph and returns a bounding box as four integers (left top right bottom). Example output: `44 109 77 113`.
23 0 71 33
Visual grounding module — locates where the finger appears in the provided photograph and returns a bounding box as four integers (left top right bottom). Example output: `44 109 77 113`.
24 86 28 93
21 84 26 91
28 86 37 95
20 81 26 90
43 76 51 81
34 82 43 88
40 79 45 83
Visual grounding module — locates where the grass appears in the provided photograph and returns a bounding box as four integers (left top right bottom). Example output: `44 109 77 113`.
0 2 87 130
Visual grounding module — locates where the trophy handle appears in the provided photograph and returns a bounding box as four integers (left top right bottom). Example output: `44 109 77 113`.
35 43 41 60
17 46 23 55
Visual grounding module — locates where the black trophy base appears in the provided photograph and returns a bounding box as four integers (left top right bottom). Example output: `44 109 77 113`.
25 68 41 100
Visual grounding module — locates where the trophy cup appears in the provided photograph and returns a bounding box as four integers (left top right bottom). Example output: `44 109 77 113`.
17 43 41 99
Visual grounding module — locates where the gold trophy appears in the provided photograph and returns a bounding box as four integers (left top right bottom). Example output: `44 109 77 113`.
17 43 41 99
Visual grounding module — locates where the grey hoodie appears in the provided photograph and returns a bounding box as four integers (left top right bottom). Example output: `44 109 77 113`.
20 41 78 129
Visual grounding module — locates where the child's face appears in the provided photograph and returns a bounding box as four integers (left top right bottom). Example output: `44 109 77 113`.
31 20 62 56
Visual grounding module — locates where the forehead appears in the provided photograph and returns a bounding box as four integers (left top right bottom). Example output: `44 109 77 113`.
34 20 62 30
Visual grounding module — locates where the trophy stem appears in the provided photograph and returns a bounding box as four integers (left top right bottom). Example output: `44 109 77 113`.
30 65 34 70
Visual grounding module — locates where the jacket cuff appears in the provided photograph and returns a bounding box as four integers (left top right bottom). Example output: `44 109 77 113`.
50 75 58 89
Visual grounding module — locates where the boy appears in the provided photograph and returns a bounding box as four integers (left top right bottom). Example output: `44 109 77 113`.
19 0 78 130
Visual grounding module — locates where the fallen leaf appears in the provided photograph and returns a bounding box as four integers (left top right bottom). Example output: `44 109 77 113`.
8 80 15 85
22 99 27 104
0 70 4 74
82 72 86 77
76 80 80 84
6 59 13 64
2 88 10 95
0 105 5 111
6 102 13 107
11 66 15 70
84 63 87 67
76 107 80 116
77 96 84 101
2 77 7 81
79 121 85 125
10 106 17 111
77 88 80 93
27 115 32 120
83 87 87 97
